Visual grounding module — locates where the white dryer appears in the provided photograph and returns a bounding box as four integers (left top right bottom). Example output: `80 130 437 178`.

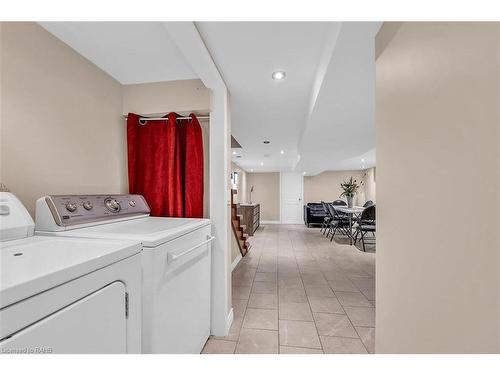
0 192 142 353
35 194 213 354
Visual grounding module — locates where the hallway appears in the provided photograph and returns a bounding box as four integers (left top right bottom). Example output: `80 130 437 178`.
203 224 376 354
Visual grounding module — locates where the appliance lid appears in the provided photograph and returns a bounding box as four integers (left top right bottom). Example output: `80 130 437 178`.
37 216 211 247
0 235 141 308
0 192 35 242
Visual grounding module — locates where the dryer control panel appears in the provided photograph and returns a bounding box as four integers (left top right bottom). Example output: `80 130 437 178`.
35 194 150 230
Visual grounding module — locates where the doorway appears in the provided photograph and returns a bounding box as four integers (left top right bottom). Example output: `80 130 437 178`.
280 172 304 224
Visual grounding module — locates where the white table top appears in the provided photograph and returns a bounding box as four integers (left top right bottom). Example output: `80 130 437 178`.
332 205 365 214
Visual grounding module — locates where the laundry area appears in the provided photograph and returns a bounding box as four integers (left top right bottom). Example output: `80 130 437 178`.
0 22 229 354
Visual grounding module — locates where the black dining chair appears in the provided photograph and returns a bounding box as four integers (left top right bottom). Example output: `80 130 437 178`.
332 199 349 220
353 200 375 224
354 205 376 252
326 203 350 241
320 201 332 235
363 200 374 207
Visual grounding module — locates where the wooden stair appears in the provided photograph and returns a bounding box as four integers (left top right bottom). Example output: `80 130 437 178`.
231 189 250 256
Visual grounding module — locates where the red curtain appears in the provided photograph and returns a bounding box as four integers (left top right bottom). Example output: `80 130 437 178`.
127 112 204 218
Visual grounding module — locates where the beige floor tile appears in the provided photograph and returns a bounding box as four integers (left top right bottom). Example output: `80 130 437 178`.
278 271 301 279
234 265 257 276
279 320 321 349
359 287 376 301
335 291 373 307
202 339 236 354
304 284 335 297
355 326 375 353
232 275 254 286
320 336 368 354
235 328 279 354
301 273 328 285
252 281 278 294
321 271 349 282
278 277 303 289
308 296 345 314
344 307 376 327
254 272 277 282
257 264 278 273
279 292 309 304
248 293 278 309
232 286 251 300
327 279 359 292
232 298 248 309
242 308 278 330
299 266 322 274
349 277 375 289
233 302 247 321
211 224 375 356
279 287 308 303
280 346 324 354
279 302 313 321
313 313 358 338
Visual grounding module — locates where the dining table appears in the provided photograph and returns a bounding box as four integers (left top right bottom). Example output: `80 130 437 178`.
333 205 365 245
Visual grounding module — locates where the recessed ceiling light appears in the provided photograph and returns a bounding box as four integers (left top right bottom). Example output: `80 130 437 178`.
272 71 286 80
250 169 254 172
303 171 307 175
232 151 237 155
260 161 264 166
263 140 270 144
280 150 284 155
361 158 365 163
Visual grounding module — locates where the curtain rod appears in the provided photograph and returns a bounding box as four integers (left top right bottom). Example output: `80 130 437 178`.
122 114 210 121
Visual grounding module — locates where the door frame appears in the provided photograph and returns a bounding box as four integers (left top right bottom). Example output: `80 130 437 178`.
280 172 304 224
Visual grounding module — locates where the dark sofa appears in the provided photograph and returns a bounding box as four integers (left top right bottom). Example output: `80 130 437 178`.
304 203 328 227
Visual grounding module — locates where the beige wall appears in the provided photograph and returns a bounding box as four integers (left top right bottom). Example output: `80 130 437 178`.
0 23 213 219
363 167 376 204
1 23 126 215
304 170 366 205
246 172 280 222
230 162 247 204
376 22 500 353
122 80 211 218
122 79 210 115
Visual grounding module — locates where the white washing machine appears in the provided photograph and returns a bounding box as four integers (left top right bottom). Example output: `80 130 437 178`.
0 192 142 354
35 194 213 354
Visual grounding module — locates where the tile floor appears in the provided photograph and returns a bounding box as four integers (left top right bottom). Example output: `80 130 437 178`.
202 224 376 354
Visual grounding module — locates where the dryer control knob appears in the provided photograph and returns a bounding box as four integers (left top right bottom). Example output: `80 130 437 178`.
66 202 77 212
104 197 121 213
83 201 93 210
129 200 136 207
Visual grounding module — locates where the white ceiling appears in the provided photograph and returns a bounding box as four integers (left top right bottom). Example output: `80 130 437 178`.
40 22 197 84
197 22 332 172
41 21 380 175
198 22 380 175
297 22 381 175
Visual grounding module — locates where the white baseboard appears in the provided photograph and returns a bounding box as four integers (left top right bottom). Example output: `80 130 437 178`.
231 253 242 271
260 220 281 224
225 308 234 335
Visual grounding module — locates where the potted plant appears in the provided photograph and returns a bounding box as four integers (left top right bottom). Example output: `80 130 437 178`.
340 177 362 208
